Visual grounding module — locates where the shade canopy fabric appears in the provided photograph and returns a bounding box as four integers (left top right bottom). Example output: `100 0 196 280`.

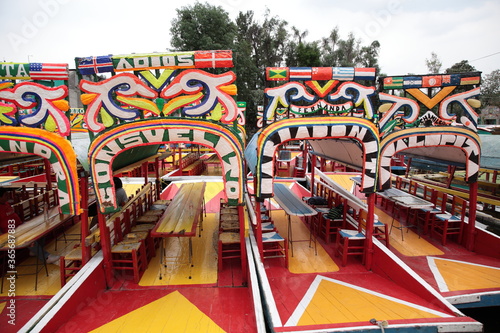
273 183 317 217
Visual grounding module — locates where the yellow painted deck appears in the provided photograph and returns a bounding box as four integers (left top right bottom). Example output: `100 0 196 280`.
428 257 500 292
122 183 143 197
316 173 356 192
374 207 444 257
270 210 338 274
0 175 19 185
140 213 218 286
286 276 451 327
90 291 225 333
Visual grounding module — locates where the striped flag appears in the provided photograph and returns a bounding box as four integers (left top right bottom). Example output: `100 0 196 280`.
311 67 332 80
383 77 403 89
29 63 69 80
289 67 312 80
403 76 422 88
332 67 354 81
460 76 480 85
354 68 376 80
267 67 289 81
194 50 233 68
422 75 442 87
78 55 114 75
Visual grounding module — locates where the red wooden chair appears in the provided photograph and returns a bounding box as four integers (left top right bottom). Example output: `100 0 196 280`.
416 190 447 235
262 231 288 268
432 196 467 245
218 232 241 270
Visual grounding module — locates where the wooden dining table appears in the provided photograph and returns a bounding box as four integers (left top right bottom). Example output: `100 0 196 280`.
151 182 206 279
377 187 434 240
0 206 71 250
0 206 73 292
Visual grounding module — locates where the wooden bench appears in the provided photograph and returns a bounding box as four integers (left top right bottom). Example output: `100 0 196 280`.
182 160 205 176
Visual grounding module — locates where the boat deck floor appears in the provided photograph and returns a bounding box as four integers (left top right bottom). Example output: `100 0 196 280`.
3 178 499 332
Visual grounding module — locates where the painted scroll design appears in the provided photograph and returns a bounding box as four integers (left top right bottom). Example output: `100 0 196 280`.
89 119 244 213
0 82 71 136
0 127 79 214
381 73 481 132
80 70 238 133
378 128 480 190
263 71 376 123
253 117 379 198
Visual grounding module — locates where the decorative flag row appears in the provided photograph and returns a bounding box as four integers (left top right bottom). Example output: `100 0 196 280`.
0 62 69 80
76 50 233 75
266 67 376 81
382 73 481 89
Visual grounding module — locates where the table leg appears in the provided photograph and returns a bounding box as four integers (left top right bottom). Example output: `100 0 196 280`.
188 238 193 280
159 238 166 280
287 215 294 257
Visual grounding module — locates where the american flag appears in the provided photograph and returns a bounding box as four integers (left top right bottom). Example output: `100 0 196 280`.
29 63 69 80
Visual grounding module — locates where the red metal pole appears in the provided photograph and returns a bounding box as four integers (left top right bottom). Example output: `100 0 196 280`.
465 181 478 251
364 193 375 270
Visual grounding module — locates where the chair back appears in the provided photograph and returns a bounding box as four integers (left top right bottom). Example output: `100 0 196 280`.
422 186 434 202
434 191 448 213
358 209 367 233
451 197 467 219
408 181 418 195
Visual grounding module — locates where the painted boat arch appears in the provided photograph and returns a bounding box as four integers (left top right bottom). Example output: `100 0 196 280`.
88 118 245 213
251 116 379 199
378 127 481 190
0 126 79 214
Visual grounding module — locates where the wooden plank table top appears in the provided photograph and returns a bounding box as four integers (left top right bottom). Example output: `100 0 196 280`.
151 182 206 237
0 206 71 250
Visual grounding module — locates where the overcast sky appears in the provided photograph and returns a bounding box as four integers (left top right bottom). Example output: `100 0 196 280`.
1 0 499 76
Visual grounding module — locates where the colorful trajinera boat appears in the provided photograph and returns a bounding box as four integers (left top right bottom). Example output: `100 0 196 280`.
0 51 498 332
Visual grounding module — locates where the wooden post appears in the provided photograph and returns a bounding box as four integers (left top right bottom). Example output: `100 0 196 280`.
238 204 248 285
364 193 375 271
255 199 263 259
43 158 52 189
97 211 114 287
465 181 478 251
142 162 148 185
310 155 316 198
405 157 412 178
446 165 456 189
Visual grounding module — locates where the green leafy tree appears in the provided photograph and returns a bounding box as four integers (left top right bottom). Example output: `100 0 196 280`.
481 69 500 107
445 60 476 74
234 11 262 134
320 27 380 70
425 52 442 74
295 42 321 67
444 60 478 119
170 2 236 51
